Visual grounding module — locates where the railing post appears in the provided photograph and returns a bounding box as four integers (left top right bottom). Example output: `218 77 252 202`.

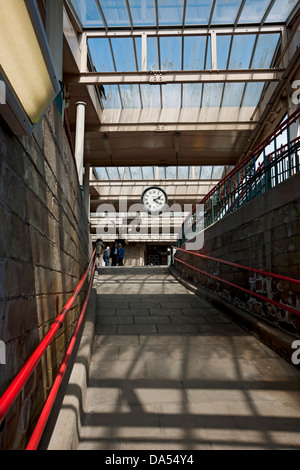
296 146 300 173
274 136 279 186
236 170 240 208
263 148 272 191
287 124 292 177
244 164 248 201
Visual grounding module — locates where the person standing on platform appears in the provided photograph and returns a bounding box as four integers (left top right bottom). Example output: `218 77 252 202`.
103 246 111 267
111 242 119 266
95 238 104 268
117 244 125 266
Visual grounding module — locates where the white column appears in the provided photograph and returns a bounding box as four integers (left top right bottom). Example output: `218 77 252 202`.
84 163 91 219
74 101 86 187
142 33 147 71
211 31 217 70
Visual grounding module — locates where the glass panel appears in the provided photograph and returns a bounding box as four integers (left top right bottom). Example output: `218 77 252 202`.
184 36 207 70
158 167 167 179
142 167 156 179
222 83 245 107
166 167 177 179
147 37 159 70
130 167 143 179
201 166 214 178
88 38 114 72
251 33 280 69
141 84 161 108
182 84 202 108
205 35 212 69
71 0 104 27
216 35 231 69
242 82 265 107
124 167 133 179
162 84 182 108
128 0 157 26
202 83 223 107
238 0 272 24
120 84 141 108
89 37 142 88
160 36 182 70
157 0 185 26
185 0 214 25
211 0 243 24
228 34 256 69
102 85 122 109
177 167 189 179
107 167 121 179
194 167 202 179
96 167 108 180
134 37 142 71
100 0 130 27
265 0 299 23
211 166 225 179
110 38 140 72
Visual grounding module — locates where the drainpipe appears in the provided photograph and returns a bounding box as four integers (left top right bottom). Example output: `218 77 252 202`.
74 101 86 190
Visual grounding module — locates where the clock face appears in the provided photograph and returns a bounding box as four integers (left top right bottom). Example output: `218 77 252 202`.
141 186 168 214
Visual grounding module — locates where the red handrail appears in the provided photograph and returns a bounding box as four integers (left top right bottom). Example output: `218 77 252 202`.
174 246 300 285
26 255 97 450
172 247 300 318
0 250 96 430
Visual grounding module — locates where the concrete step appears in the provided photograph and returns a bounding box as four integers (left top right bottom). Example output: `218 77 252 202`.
97 265 170 275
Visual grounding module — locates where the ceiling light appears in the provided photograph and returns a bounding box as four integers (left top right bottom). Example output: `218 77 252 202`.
0 0 60 134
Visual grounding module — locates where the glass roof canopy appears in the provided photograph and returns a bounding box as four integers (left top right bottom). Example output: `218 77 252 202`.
70 0 297 29
68 0 297 112
96 165 225 180
67 0 298 181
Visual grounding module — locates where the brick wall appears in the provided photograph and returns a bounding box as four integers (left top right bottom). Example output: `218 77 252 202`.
175 172 300 333
0 103 91 449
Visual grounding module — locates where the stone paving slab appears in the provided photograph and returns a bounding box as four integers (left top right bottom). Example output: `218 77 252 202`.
78 271 300 450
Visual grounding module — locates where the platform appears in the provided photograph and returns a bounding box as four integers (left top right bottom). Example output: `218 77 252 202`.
45 269 300 450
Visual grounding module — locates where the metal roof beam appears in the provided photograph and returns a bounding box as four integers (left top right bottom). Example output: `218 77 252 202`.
66 69 283 85
96 122 256 132
84 26 284 38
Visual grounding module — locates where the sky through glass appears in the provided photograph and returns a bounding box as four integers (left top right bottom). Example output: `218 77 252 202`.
69 0 298 181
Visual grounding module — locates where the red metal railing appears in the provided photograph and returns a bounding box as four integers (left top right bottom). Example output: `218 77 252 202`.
185 107 300 218
177 107 300 246
26 254 97 450
173 246 300 318
0 250 96 447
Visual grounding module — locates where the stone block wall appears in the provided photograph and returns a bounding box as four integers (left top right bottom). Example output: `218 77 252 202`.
0 103 91 449
175 172 300 333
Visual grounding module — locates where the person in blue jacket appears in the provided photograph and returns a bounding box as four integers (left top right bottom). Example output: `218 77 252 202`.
103 246 110 266
117 244 125 266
